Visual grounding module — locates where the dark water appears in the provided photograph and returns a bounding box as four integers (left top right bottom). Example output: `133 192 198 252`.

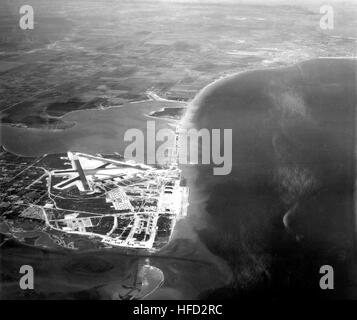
0 237 229 300
1 101 178 157
181 58 357 299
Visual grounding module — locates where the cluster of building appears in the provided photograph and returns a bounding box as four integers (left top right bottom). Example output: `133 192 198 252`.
106 187 134 212
46 151 189 250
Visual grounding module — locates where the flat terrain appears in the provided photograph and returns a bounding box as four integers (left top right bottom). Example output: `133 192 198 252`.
0 0 356 128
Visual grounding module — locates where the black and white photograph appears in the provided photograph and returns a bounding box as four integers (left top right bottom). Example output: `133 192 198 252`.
0 0 356 308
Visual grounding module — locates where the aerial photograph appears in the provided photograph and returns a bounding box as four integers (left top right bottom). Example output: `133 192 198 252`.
0 0 357 306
